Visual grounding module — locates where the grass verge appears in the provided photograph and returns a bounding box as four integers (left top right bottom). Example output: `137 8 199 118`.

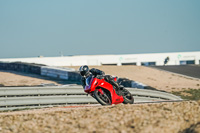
172 89 200 100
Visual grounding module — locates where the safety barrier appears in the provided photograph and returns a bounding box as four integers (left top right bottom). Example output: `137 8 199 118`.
0 62 44 75
118 78 156 90
41 66 80 81
0 86 182 111
0 62 81 81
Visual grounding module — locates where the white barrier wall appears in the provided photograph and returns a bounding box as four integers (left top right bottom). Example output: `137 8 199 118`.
41 66 72 80
40 66 81 81
131 81 147 89
0 51 200 66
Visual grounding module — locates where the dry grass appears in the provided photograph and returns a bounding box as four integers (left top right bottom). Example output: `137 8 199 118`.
172 89 200 100
0 101 200 133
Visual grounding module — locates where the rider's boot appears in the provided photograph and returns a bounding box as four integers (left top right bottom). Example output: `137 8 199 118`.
114 86 122 96
106 76 122 95
119 85 125 90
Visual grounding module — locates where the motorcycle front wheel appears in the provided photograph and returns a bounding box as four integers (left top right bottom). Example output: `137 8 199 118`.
122 89 134 104
93 89 111 106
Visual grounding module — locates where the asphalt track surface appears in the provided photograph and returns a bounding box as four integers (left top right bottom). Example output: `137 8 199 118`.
151 65 200 79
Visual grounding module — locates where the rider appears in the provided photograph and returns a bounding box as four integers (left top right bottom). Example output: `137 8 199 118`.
79 65 120 92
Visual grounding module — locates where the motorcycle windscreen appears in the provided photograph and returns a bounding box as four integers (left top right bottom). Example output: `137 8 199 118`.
86 76 92 86
84 76 93 92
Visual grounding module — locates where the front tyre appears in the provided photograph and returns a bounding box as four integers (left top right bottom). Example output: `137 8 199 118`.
93 89 111 106
122 89 134 104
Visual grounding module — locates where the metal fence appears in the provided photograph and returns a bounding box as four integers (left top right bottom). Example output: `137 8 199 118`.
0 86 182 111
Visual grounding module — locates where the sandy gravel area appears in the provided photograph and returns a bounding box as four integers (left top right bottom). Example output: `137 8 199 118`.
0 70 60 86
69 66 200 92
0 100 199 133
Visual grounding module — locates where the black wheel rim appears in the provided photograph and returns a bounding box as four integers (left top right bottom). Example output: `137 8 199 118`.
97 91 111 104
123 90 132 100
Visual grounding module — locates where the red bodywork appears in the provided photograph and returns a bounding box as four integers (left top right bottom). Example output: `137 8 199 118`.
84 76 124 105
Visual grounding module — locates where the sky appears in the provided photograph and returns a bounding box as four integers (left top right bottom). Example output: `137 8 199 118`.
0 0 200 58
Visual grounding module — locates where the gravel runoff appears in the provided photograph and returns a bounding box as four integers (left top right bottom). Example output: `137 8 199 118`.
0 100 200 133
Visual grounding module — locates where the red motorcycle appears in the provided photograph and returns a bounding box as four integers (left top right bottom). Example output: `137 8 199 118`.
84 75 134 105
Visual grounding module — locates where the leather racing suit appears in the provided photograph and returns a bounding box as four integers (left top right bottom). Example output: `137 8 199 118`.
81 68 120 92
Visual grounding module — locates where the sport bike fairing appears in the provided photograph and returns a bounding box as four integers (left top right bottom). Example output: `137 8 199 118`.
98 80 124 104
84 76 124 104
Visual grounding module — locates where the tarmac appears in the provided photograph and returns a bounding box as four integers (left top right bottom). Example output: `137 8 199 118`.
151 65 200 79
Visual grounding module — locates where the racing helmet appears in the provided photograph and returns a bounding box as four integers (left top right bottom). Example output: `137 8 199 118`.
79 65 89 76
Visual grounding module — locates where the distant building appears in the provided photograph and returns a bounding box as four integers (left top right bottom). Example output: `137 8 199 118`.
0 51 200 66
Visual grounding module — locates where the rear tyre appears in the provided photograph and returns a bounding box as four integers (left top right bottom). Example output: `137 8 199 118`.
122 89 134 104
93 89 111 106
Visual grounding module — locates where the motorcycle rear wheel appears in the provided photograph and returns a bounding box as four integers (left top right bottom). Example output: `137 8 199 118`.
94 89 111 106
122 89 134 104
